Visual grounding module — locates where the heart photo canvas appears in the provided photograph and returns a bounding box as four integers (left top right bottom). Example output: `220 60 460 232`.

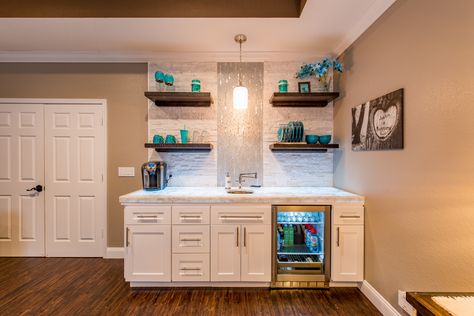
352 88 403 151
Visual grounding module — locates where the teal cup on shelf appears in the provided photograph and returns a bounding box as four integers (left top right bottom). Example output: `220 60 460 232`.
152 134 164 144
165 135 177 144
180 130 189 144
278 79 288 92
191 79 201 92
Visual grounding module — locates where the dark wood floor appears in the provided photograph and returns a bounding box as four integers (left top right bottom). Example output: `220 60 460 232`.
0 258 381 316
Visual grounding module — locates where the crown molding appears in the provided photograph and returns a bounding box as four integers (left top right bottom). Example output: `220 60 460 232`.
0 50 324 63
333 0 397 56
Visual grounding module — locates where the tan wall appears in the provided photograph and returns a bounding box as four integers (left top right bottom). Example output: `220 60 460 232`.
334 0 474 313
0 63 148 247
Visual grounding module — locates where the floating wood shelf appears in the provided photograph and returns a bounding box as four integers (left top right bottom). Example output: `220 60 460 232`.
145 143 213 152
145 92 213 107
270 92 340 107
269 143 339 152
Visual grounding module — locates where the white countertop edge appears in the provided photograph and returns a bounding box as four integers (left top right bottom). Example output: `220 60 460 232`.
119 187 365 205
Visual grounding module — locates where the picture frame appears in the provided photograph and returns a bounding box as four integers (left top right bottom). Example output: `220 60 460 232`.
298 81 311 93
352 88 404 151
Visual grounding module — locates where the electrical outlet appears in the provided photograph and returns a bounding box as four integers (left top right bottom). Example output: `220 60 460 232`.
398 290 416 315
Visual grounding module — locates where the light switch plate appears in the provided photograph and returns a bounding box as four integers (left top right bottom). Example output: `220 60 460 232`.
118 167 135 177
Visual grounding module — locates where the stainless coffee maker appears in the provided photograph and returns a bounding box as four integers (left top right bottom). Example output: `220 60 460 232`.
141 161 167 191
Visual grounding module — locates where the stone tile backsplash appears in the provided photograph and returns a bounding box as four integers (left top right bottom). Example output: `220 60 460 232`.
148 61 334 187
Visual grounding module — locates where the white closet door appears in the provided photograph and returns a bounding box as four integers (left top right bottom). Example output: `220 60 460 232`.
44 105 105 257
0 104 45 256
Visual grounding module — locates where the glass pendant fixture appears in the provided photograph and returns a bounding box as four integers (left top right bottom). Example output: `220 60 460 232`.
233 34 248 109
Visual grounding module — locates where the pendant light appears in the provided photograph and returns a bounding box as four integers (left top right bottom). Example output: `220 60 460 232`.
233 34 248 109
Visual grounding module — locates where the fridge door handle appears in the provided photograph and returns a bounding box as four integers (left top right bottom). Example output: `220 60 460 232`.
336 227 340 247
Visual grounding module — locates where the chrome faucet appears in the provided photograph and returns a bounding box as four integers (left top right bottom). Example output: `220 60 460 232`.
237 172 257 189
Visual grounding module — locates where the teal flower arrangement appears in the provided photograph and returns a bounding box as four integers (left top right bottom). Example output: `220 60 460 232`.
296 57 343 91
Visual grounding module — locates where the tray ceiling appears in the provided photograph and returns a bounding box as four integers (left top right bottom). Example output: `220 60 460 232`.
0 0 396 62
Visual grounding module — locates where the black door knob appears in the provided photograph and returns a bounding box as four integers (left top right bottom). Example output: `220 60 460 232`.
26 185 43 193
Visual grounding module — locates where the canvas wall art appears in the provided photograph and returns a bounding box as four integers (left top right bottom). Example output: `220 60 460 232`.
352 88 403 151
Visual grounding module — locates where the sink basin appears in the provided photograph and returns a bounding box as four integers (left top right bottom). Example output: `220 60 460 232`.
226 189 254 194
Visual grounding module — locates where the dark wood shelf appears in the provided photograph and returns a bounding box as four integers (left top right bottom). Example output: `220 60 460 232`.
270 92 340 107
145 143 213 152
269 143 339 152
145 92 213 107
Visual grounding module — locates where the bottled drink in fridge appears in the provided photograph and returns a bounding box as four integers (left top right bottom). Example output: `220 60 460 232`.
283 225 289 246
289 225 294 246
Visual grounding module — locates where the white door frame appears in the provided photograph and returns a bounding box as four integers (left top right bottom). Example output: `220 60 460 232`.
0 98 108 257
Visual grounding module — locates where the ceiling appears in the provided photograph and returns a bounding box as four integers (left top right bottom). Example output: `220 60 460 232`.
0 0 396 62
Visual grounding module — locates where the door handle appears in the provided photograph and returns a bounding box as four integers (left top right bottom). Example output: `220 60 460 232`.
336 227 340 247
126 227 130 247
243 227 247 247
26 185 43 193
236 226 239 247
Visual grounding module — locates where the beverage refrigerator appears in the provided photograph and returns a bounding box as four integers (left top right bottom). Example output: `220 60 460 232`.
271 205 331 288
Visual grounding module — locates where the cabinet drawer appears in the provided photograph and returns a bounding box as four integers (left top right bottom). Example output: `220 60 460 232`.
172 225 209 253
172 253 210 282
172 204 210 225
333 204 364 225
211 204 271 225
125 205 171 225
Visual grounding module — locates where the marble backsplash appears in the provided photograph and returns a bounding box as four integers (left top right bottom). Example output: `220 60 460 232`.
147 61 334 187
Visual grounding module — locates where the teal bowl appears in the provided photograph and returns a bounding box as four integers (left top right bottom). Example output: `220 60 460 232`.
305 135 319 144
319 135 332 145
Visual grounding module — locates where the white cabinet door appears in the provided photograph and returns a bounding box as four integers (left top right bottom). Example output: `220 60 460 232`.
125 225 171 282
241 225 271 282
331 225 364 282
44 105 105 257
211 225 240 282
0 104 45 256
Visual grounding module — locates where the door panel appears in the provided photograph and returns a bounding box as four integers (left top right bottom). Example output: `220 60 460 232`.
241 225 271 282
211 225 240 281
0 104 45 256
45 105 105 257
125 225 171 282
331 225 364 282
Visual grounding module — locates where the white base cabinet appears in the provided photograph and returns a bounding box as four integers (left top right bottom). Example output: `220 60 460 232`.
124 202 364 286
210 204 272 282
331 203 364 282
125 225 171 282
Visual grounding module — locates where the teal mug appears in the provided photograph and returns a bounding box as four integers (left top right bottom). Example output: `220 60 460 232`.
152 134 164 144
165 135 177 144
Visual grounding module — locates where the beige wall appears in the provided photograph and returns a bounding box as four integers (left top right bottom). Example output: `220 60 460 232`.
334 0 474 313
0 63 148 247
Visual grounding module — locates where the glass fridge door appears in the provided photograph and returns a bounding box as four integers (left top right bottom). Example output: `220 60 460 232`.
274 206 329 278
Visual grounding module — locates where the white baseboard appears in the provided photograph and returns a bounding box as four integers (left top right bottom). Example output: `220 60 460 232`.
329 281 361 287
105 247 124 259
360 280 401 316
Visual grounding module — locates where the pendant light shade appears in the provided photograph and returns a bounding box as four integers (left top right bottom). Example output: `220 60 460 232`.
233 34 248 109
233 85 248 109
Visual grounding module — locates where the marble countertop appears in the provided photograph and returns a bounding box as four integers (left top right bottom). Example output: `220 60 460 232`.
119 187 364 204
